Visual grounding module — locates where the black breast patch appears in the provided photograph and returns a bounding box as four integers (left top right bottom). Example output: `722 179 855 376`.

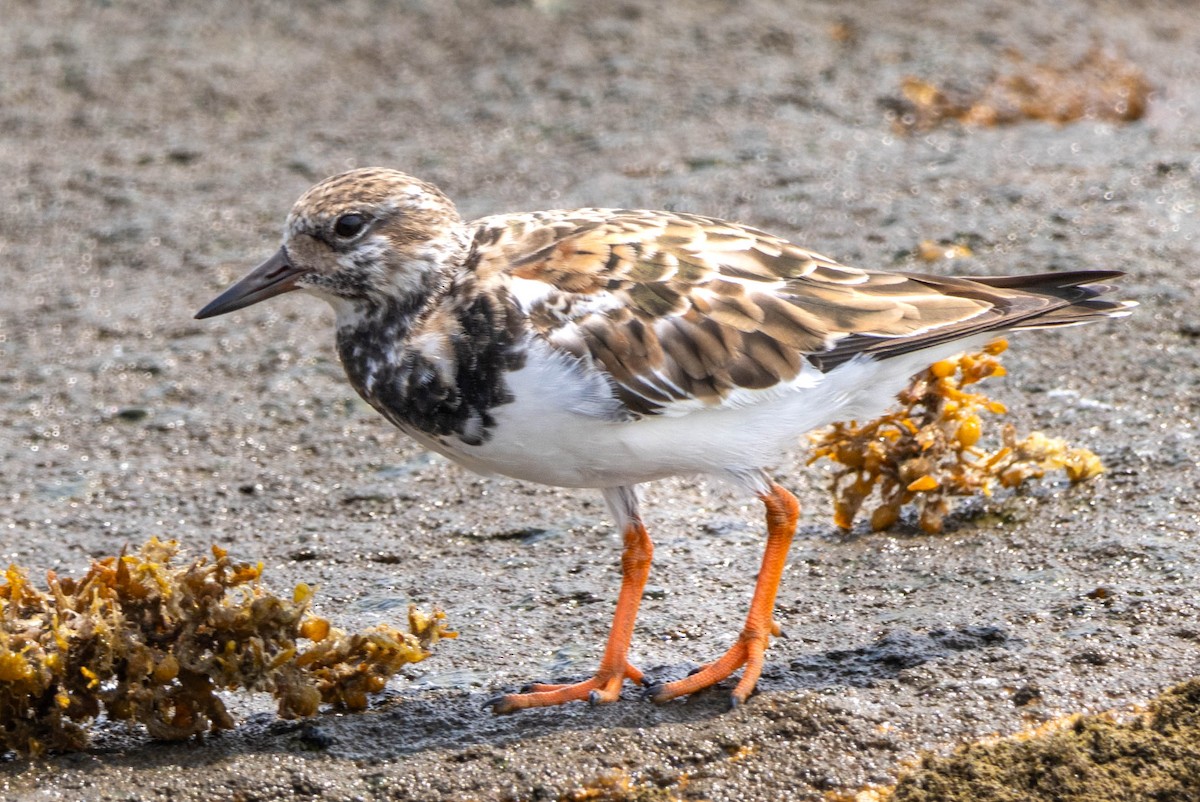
338 290 527 446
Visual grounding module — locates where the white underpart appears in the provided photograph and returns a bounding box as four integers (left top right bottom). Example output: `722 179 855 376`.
429 334 993 489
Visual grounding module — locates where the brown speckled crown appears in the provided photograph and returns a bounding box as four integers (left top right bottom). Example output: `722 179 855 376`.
288 167 458 231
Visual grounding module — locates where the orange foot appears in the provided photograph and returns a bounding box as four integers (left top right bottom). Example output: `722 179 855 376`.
649 484 799 707
488 660 644 714
489 509 654 715
646 627 774 707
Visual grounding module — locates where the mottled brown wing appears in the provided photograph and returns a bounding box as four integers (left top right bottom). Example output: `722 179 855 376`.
469 209 1119 416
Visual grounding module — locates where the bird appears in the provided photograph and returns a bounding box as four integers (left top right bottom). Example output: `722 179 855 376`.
196 168 1132 713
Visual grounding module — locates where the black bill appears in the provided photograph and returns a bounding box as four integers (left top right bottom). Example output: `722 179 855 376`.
195 247 306 319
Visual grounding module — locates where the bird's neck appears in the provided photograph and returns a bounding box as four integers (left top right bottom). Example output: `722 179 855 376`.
331 268 528 446
330 266 450 399
329 280 440 339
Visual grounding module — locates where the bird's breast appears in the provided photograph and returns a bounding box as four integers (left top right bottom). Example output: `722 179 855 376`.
334 290 528 447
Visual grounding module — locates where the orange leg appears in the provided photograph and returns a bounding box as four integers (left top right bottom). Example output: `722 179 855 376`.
489 516 653 714
649 483 799 706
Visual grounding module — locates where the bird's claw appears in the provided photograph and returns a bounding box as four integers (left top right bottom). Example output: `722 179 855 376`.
482 693 509 713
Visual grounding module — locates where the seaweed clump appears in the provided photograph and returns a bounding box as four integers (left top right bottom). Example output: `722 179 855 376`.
886 47 1151 133
0 538 453 756
809 340 1104 533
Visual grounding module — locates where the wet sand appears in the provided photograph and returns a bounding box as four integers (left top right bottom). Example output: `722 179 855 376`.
2 1 1199 799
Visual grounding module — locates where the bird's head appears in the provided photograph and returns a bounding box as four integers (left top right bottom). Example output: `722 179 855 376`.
196 168 465 321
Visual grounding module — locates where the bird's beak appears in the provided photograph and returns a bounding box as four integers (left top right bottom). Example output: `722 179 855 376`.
195 247 307 319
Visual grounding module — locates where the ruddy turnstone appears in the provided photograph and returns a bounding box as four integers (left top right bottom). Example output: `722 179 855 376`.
196 168 1131 712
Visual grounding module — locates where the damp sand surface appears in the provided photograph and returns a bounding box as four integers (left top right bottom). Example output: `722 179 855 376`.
1 2 1199 800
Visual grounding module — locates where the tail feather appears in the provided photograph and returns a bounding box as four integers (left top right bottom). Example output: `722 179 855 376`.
971 270 1135 329
809 270 1133 371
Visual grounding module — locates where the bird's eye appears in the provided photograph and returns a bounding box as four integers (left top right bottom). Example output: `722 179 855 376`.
333 213 367 239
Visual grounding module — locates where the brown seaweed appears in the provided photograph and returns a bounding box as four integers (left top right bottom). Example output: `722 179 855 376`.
0 539 453 756
810 340 1103 533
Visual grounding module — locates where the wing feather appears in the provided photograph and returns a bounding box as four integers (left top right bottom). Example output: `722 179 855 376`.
467 209 1127 416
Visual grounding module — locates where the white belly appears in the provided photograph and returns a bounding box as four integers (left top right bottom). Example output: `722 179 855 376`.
403 337 985 489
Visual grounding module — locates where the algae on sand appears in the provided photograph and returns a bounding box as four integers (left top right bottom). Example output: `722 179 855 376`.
887 679 1200 802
